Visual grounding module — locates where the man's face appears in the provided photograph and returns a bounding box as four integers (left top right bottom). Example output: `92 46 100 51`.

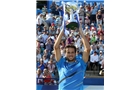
43 31 47 34
65 48 76 61
43 56 46 60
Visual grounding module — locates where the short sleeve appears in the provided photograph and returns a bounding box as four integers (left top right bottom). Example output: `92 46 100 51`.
76 58 87 70
56 57 65 70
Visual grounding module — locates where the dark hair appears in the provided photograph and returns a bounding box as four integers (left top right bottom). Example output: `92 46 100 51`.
65 44 76 53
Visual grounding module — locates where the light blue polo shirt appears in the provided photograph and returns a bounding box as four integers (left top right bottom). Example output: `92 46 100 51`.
56 57 87 90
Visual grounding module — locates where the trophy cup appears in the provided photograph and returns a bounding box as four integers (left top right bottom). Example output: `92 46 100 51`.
64 2 79 30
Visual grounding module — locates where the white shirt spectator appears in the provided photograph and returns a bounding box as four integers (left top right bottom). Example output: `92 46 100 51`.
75 38 81 48
43 59 49 64
46 13 53 24
47 64 55 73
99 55 104 64
36 54 41 61
90 54 99 63
98 43 104 51
36 73 43 83
36 14 43 25
83 28 90 34
41 34 48 43
37 31 42 36
64 29 70 37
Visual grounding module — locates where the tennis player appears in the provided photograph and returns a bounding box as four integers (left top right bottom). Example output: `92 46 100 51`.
54 24 90 90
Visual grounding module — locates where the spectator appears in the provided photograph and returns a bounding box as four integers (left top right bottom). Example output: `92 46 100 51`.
90 34 96 44
87 4 91 12
42 68 53 85
57 6 63 17
40 43 45 56
36 68 43 84
45 38 53 53
43 49 50 59
97 25 104 35
36 13 44 31
99 59 104 76
38 35 44 43
43 25 49 35
96 10 103 26
55 5 60 16
90 23 96 31
64 28 70 37
90 6 98 23
79 40 84 54
46 13 53 27
74 35 81 49
60 40 65 49
100 4 104 25
46 59 56 78
60 46 65 57
36 49 41 62
41 30 49 47
50 51 56 63
36 26 42 36
90 45 95 55
43 55 49 65
38 59 46 72
83 26 90 34
98 40 104 52
36 39 40 51
42 5 47 15
49 23 56 36
54 34 58 42
66 34 74 45
85 16 90 25
90 51 99 70
98 51 104 71
90 27 96 36
50 1 57 15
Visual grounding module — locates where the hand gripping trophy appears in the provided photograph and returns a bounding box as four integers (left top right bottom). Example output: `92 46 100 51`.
63 1 79 30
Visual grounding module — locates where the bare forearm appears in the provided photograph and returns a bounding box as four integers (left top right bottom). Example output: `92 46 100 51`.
54 29 64 48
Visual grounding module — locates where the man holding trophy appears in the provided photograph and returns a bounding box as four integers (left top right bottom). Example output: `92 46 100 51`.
54 1 91 90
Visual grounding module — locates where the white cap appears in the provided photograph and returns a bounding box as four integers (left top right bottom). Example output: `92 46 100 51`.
40 43 44 46
100 51 103 53
91 23 94 25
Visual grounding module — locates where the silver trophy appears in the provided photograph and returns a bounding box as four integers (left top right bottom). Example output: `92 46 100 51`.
64 2 79 30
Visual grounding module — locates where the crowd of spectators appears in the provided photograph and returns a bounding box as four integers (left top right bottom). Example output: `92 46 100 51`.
36 1 104 85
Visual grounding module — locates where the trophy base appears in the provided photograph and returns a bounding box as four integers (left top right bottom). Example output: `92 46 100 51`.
66 22 79 30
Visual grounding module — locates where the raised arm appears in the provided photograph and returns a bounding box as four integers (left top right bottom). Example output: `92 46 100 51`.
53 28 64 62
79 24 91 63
